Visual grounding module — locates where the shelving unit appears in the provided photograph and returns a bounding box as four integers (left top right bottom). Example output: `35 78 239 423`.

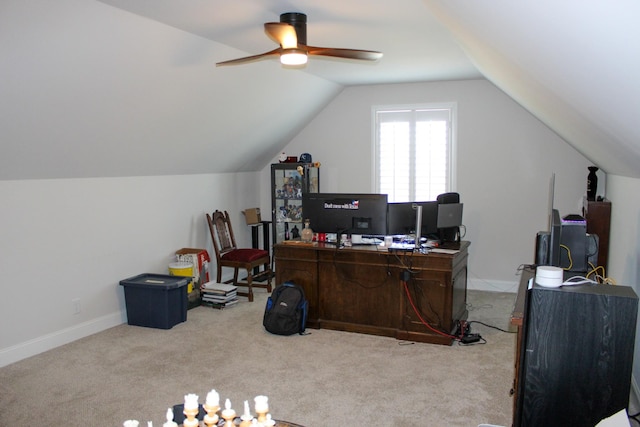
270 163 320 246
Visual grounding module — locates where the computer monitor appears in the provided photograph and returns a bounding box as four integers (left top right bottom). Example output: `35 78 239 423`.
535 208 562 266
535 174 562 266
437 203 463 228
549 208 562 267
387 201 439 236
302 193 388 237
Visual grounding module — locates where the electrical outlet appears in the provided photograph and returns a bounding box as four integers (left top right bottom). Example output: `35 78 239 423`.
72 298 81 315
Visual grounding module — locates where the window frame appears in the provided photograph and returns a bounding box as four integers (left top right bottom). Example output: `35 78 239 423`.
371 102 458 201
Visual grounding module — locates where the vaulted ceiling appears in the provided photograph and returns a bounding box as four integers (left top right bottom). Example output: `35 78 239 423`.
2 0 639 180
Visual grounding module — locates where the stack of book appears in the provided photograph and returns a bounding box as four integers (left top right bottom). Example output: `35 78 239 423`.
201 282 238 309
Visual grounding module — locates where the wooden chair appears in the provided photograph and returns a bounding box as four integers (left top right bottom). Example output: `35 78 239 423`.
206 210 272 302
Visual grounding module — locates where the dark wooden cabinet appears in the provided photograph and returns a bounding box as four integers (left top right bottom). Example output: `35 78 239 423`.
583 199 611 271
274 241 469 345
511 266 638 426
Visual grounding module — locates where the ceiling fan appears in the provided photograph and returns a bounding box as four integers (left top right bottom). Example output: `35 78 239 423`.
216 12 383 67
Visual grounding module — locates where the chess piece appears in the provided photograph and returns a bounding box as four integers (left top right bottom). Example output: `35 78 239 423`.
221 398 236 427
182 394 199 427
264 414 276 427
162 408 178 427
204 390 220 427
254 395 269 424
239 400 253 427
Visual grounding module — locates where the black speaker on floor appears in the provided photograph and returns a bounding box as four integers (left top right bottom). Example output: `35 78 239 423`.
535 232 550 265
516 283 638 427
560 221 587 272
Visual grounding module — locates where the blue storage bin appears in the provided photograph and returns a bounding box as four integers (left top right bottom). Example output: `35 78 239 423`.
119 273 188 329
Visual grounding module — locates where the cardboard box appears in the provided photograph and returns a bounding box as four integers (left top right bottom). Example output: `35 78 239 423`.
243 208 262 225
175 248 210 309
175 248 210 282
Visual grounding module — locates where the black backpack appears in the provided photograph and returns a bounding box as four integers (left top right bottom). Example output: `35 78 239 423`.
263 282 308 335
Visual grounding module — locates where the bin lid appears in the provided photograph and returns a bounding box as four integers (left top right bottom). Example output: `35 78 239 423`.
168 261 193 269
120 273 189 289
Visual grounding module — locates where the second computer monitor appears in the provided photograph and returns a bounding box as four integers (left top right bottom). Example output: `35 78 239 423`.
387 201 439 237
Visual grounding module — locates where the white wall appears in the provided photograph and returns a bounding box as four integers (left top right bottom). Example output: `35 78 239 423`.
261 79 593 290
607 175 640 394
0 172 259 367
1 0 340 181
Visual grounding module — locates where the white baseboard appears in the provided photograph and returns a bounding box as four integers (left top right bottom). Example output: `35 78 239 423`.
1 273 248 368
0 311 124 368
468 278 519 293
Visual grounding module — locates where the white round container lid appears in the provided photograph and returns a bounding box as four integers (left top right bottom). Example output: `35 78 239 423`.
535 266 563 288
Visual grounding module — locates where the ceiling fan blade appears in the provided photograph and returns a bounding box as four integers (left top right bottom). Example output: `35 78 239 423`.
216 48 281 66
307 46 383 61
264 22 299 49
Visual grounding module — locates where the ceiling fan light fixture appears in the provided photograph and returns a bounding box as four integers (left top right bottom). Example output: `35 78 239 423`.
280 48 308 66
218 12 381 67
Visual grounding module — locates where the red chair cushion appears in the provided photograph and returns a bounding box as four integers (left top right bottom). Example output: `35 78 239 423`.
221 248 268 263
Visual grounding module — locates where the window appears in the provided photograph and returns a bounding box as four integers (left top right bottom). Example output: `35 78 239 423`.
374 104 456 203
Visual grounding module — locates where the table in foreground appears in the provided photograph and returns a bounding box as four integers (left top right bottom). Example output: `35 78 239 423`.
274 241 470 345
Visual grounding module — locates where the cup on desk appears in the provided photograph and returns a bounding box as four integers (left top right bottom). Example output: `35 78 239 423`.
384 236 393 246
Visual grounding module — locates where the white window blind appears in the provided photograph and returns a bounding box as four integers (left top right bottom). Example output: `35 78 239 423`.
375 105 454 203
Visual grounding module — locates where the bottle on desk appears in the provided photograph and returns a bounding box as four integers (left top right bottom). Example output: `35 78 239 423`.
301 219 313 243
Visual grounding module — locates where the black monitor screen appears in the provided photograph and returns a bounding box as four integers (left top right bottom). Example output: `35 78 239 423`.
302 193 388 236
387 201 438 236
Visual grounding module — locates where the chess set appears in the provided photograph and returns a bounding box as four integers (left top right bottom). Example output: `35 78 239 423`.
123 391 276 427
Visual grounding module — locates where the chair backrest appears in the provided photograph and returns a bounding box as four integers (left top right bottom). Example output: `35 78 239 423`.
206 210 238 261
436 192 460 204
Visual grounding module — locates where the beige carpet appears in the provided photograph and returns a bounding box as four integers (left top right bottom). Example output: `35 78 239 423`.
0 289 517 426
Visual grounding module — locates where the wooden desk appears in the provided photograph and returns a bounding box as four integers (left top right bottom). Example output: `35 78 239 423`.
274 241 469 345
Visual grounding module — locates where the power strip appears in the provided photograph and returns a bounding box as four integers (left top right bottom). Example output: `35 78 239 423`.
461 333 481 344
